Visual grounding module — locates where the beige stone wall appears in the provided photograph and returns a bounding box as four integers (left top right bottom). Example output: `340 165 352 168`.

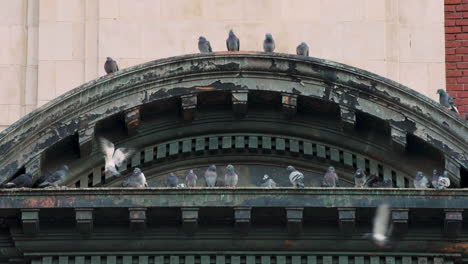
0 0 446 131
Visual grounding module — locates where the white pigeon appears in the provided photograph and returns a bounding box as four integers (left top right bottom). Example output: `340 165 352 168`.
99 137 134 177
437 171 451 190
366 204 391 247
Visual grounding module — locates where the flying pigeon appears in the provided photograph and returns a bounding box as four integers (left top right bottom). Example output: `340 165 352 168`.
263 33 275 52
185 169 198 187
198 36 212 53
38 165 69 188
204 164 218 187
364 204 392 248
104 57 119 74
413 171 429 189
322 166 339 187
431 169 439 188
122 168 147 187
354 168 367 188
2 173 33 188
260 174 277 187
99 137 134 177
226 30 240 51
224 164 238 187
166 172 179 187
296 42 309 56
437 89 459 114
437 171 451 190
287 166 304 188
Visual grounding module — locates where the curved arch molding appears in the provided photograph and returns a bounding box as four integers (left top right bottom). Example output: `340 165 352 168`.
0 52 466 184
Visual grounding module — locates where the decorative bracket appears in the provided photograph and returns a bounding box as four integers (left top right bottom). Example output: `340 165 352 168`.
21 209 39 235
234 207 251 233
390 125 407 149
282 93 298 119
77 125 95 158
339 106 356 131
231 90 248 116
444 155 461 187
391 208 408 235
181 94 197 121
129 208 147 231
24 155 42 180
124 106 141 136
444 209 463 238
286 207 303 235
181 208 199 235
75 208 93 234
338 208 356 236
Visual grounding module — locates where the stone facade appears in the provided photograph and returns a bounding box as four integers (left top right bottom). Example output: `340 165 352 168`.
0 0 446 130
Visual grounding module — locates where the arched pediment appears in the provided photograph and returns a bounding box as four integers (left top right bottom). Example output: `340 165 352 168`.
0 52 466 186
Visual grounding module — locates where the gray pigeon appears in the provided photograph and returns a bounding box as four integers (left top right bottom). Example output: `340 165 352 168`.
437 89 459 114
204 165 217 187
2 173 33 188
413 171 429 189
122 168 147 188
354 168 367 188
296 42 309 56
364 204 392 248
322 166 339 187
185 169 198 187
431 169 439 188
38 165 69 188
104 57 119 74
99 137 134 177
263 33 275 52
198 36 212 53
224 164 238 187
260 174 277 187
166 172 179 187
437 171 451 190
226 30 240 51
287 166 304 188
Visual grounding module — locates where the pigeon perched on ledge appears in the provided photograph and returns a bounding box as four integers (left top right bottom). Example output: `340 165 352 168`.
38 165 69 188
437 89 459 114
287 166 304 188
354 168 367 188
413 171 429 189
322 166 339 187
104 57 119 74
260 174 277 187
166 172 179 187
204 165 217 187
296 42 309 56
2 173 33 188
122 168 147 188
436 171 451 190
198 36 212 53
263 33 275 52
224 165 238 187
226 30 240 51
431 169 439 189
185 170 198 187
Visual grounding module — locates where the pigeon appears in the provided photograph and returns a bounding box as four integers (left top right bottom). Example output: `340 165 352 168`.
204 164 218 187
369 177 393 188
413 171 429 189
431 169 439 188
166 172 179 187
260 174 277 187
198 36 212 53
296 42 309 56
263 33 275 52
226 30 240 51
185 169 198 187
354 168 367 188
122 168 147 188
287 166 304 188
104 57 119 74
322 166 339 187
99 137 134 177
2 173 33 188
224 165 238 187
177 183 186 188
437 89 459 114
38 165 69 188
437 171 451 190
364 204 392 248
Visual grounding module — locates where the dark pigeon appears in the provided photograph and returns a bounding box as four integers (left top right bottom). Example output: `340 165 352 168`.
296 42 309 56
224 164 238 187
38 165 69 188
122 168 147 188
431 169 439 188
354 168 367 188
287 165 304 188
185 169 198 187
204 164 217 187
413 171 429 189
226 30 240 51
198 36 212 53
104 57 119 74
2 173 33 188
260 174 276 187
437 89 459 114
263 33 275 52
322 166 339 187
166 172 179 187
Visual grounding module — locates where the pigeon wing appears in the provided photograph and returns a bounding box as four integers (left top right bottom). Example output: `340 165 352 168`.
113 148 134 167
99 137 115 164
373 204 390 237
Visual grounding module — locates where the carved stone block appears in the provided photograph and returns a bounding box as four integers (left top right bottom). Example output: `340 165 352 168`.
286 207 303 235
338 208 355 236
21 209 39 235
444 209 463 238
391 208 408 235
77 126 95 158
282 93 298 119
234 207 251 233
339 106 356 131
390 125 407 149
181 94 197 121
232 90 248 116
124 106 141 136
129 208 147 231
75 208 93 234
181 208 199 235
